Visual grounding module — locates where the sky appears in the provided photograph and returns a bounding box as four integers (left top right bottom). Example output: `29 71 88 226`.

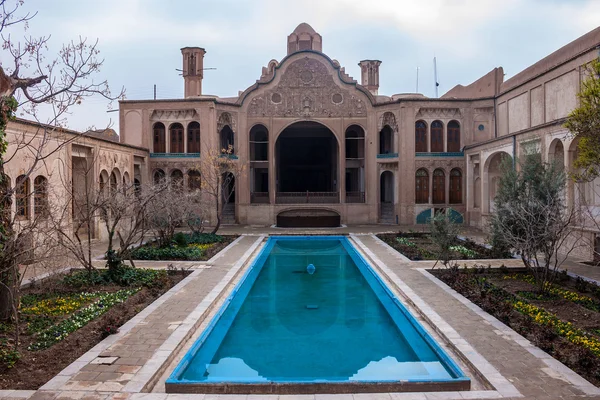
4 0 600 134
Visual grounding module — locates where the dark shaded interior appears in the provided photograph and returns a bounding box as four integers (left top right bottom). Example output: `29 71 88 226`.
276 122 338 192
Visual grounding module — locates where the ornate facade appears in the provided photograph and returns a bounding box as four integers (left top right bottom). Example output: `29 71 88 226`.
116 23 600 258
6 23 599 259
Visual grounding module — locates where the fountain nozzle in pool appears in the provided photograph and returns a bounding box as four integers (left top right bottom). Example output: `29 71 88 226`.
307 264 316 275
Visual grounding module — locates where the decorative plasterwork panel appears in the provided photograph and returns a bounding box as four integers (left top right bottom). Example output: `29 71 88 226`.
150 109 198 121
416 108 462 120
99 151 130 173
247 57 366 118
378 162 398 171
415 159 465 170
217 111 237 133
149 161 193 171
378 111 398 133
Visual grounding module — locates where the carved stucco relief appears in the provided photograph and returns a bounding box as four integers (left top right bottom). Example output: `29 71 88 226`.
247 57 366 118
378 111 398 132
217 111 237 133
150 109 199 121
416 108 462 120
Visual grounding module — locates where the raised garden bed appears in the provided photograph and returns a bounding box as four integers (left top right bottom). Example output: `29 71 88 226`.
431 267 600 386
130 233 237 261
377 232 510 261
0 267 189 390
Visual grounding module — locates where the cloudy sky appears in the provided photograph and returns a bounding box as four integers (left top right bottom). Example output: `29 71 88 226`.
5 0 600 133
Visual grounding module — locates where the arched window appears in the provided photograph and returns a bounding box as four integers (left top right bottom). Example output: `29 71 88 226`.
432 169 445 204
170 123 184 153
415 121 428 153
220 125 234 154
15 175 30 218
345 125 365 159
153 169 165 185
379 125 393 154
188 170 201 191
447 120 461 153
449 169 462 204
170 169 184 190
34 176 48 218
346 125 365 203
153 123 166 153
187 122 200 153
415 169 429 204
431 121 443 153
134 178 141 197
110 171 118 194
250 125 268 161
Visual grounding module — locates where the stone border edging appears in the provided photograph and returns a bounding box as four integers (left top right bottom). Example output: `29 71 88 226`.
349 234 522 399
39 266 206 391
123 235 266 393
418 267 600 397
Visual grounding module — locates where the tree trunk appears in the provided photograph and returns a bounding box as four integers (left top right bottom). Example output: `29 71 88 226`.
0 167 16 321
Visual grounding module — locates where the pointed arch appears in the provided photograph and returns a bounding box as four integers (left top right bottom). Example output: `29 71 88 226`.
187 121 200 153
431 121 444 153
170 123 184 153
447 120 461 152
34 175 48 218
432 169 445 204
415 120 428 153
152 122 166 153
415 168 429 204
449 168 462 204
16 175 30 219
153 169 166 185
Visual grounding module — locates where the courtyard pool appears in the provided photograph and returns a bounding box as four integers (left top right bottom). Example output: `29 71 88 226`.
166 236 470 393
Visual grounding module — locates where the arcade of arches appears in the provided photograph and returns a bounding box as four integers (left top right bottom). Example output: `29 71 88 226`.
109 22 600 260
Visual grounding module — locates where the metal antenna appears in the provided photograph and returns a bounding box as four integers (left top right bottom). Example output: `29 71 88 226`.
175 67 216 76
433 57 439 98
416 67 420 93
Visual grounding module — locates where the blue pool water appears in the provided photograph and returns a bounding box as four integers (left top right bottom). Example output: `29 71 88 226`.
168 236 468 385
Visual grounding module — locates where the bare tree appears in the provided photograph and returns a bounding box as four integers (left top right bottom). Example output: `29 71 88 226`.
0 0 124 322
490 152 581 292
101 180 166 274
48 150 104 274
146 179 189 247
191 144 245 234
429 211 461 271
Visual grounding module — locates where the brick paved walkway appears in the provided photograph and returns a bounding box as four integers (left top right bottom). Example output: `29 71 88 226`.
352 234 600 400
3 232 600 400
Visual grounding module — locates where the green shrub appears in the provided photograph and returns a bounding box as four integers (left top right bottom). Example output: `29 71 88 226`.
0 339 20 369
63 270 109 288
63 267 168 288
173 232 189 247
449 245 478 259
130 245 204 261
396 237 416 247
188 232 224 245
115 267 168 288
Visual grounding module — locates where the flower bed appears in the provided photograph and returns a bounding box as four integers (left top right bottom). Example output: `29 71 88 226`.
378 232 509 261
431 268 600 385
0 267 189 390
130 233 237 261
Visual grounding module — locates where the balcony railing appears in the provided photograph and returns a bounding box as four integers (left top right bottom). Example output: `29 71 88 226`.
250 192 270 204
219 153 238 160
150 153 200 158
276 191 340 204
415 152 464 157
345 191 365 203
377 152 398 159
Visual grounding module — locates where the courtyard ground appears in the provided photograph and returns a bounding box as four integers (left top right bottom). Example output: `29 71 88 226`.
4 225 600 400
